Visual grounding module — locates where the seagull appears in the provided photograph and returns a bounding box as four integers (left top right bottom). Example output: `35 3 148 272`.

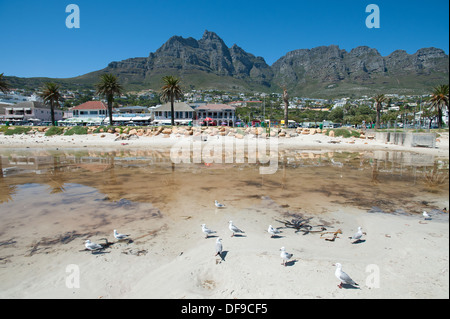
228 220 245 237
201 224 217 239
215 238 223 258
280 247 293 266
423 211 432 220
349 226 364 243
85 239 103 251
334 263 359 289
215 200 226 208
268 225 281 238
114 229 129 241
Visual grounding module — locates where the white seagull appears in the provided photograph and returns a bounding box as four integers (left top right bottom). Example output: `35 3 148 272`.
423 211 432 220
85 239 103 251
334 263 359 289
268 225 281 238
215 200 226 208
114 229 129 241
215 238 223 258
201 224 217 239
349 226 364 243
280 247 293 266
228 220 245 237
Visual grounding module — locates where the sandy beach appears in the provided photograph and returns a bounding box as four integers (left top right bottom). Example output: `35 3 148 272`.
0 128 449 157
0 129 448 299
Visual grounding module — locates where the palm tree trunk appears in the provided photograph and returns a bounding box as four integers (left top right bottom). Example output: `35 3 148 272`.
170 96 175 126
283 89 288 128
108 96 113 126
438 106 443 128
50 100 56 126
376 106 381 129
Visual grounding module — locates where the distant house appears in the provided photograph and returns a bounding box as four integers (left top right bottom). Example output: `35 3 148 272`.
196 104 236 126
153 102 194 125
0 101 64 123
67 101 108 124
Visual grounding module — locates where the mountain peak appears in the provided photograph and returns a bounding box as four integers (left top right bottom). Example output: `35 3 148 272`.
202 30 221 41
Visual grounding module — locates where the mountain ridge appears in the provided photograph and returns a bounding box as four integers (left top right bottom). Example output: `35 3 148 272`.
5 30 449 97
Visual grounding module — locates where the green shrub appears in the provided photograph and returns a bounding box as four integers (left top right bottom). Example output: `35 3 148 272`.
44 126 64 136
326 128 360 138
64 126 88 135
4 126 32 136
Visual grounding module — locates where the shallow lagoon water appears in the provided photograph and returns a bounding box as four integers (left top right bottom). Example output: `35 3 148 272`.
0 149 448 258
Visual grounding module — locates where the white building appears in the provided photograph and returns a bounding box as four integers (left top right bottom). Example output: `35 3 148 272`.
0 101 63 123
152 102 195 125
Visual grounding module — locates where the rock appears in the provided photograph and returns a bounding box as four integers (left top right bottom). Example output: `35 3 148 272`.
129 129 137 135
162 128 172 135
329 130 335 137
309 129 316 135
235 133 244 139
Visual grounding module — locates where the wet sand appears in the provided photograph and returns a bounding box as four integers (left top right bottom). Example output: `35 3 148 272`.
0 133 448 299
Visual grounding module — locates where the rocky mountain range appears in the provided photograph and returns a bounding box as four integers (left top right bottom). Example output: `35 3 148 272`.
6 30 449 97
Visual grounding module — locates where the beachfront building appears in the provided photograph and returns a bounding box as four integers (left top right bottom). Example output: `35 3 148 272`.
0 101 64 124
65 101 109 125
113 105 152 125
196 104 236 126
152 102 194 125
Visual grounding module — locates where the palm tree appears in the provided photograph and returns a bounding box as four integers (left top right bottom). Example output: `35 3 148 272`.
430 84 449 128
160 76 183 126
39 82 61 126
0 73 10 93
95 74 123 125
373 94 386 129
283 88 289 128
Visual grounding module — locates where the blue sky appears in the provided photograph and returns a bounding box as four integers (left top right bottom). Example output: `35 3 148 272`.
0 0 448 78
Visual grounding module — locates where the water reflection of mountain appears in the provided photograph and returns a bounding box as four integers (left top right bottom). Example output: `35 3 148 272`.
0 150 448 209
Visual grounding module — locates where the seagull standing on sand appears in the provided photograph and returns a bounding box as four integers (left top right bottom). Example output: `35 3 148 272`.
333 263 359 289
215 200 226 208
280 247 293 266
85 240 103 251
268 225 281 238
215 238 223 258
201 224 217 239
228 221 245 237
423 211 432 220
114 229 129 241
349 226 363 243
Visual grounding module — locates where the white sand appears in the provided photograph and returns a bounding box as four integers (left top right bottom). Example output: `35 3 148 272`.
0 207 448 299
0 130 448 157
0 130 448 299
